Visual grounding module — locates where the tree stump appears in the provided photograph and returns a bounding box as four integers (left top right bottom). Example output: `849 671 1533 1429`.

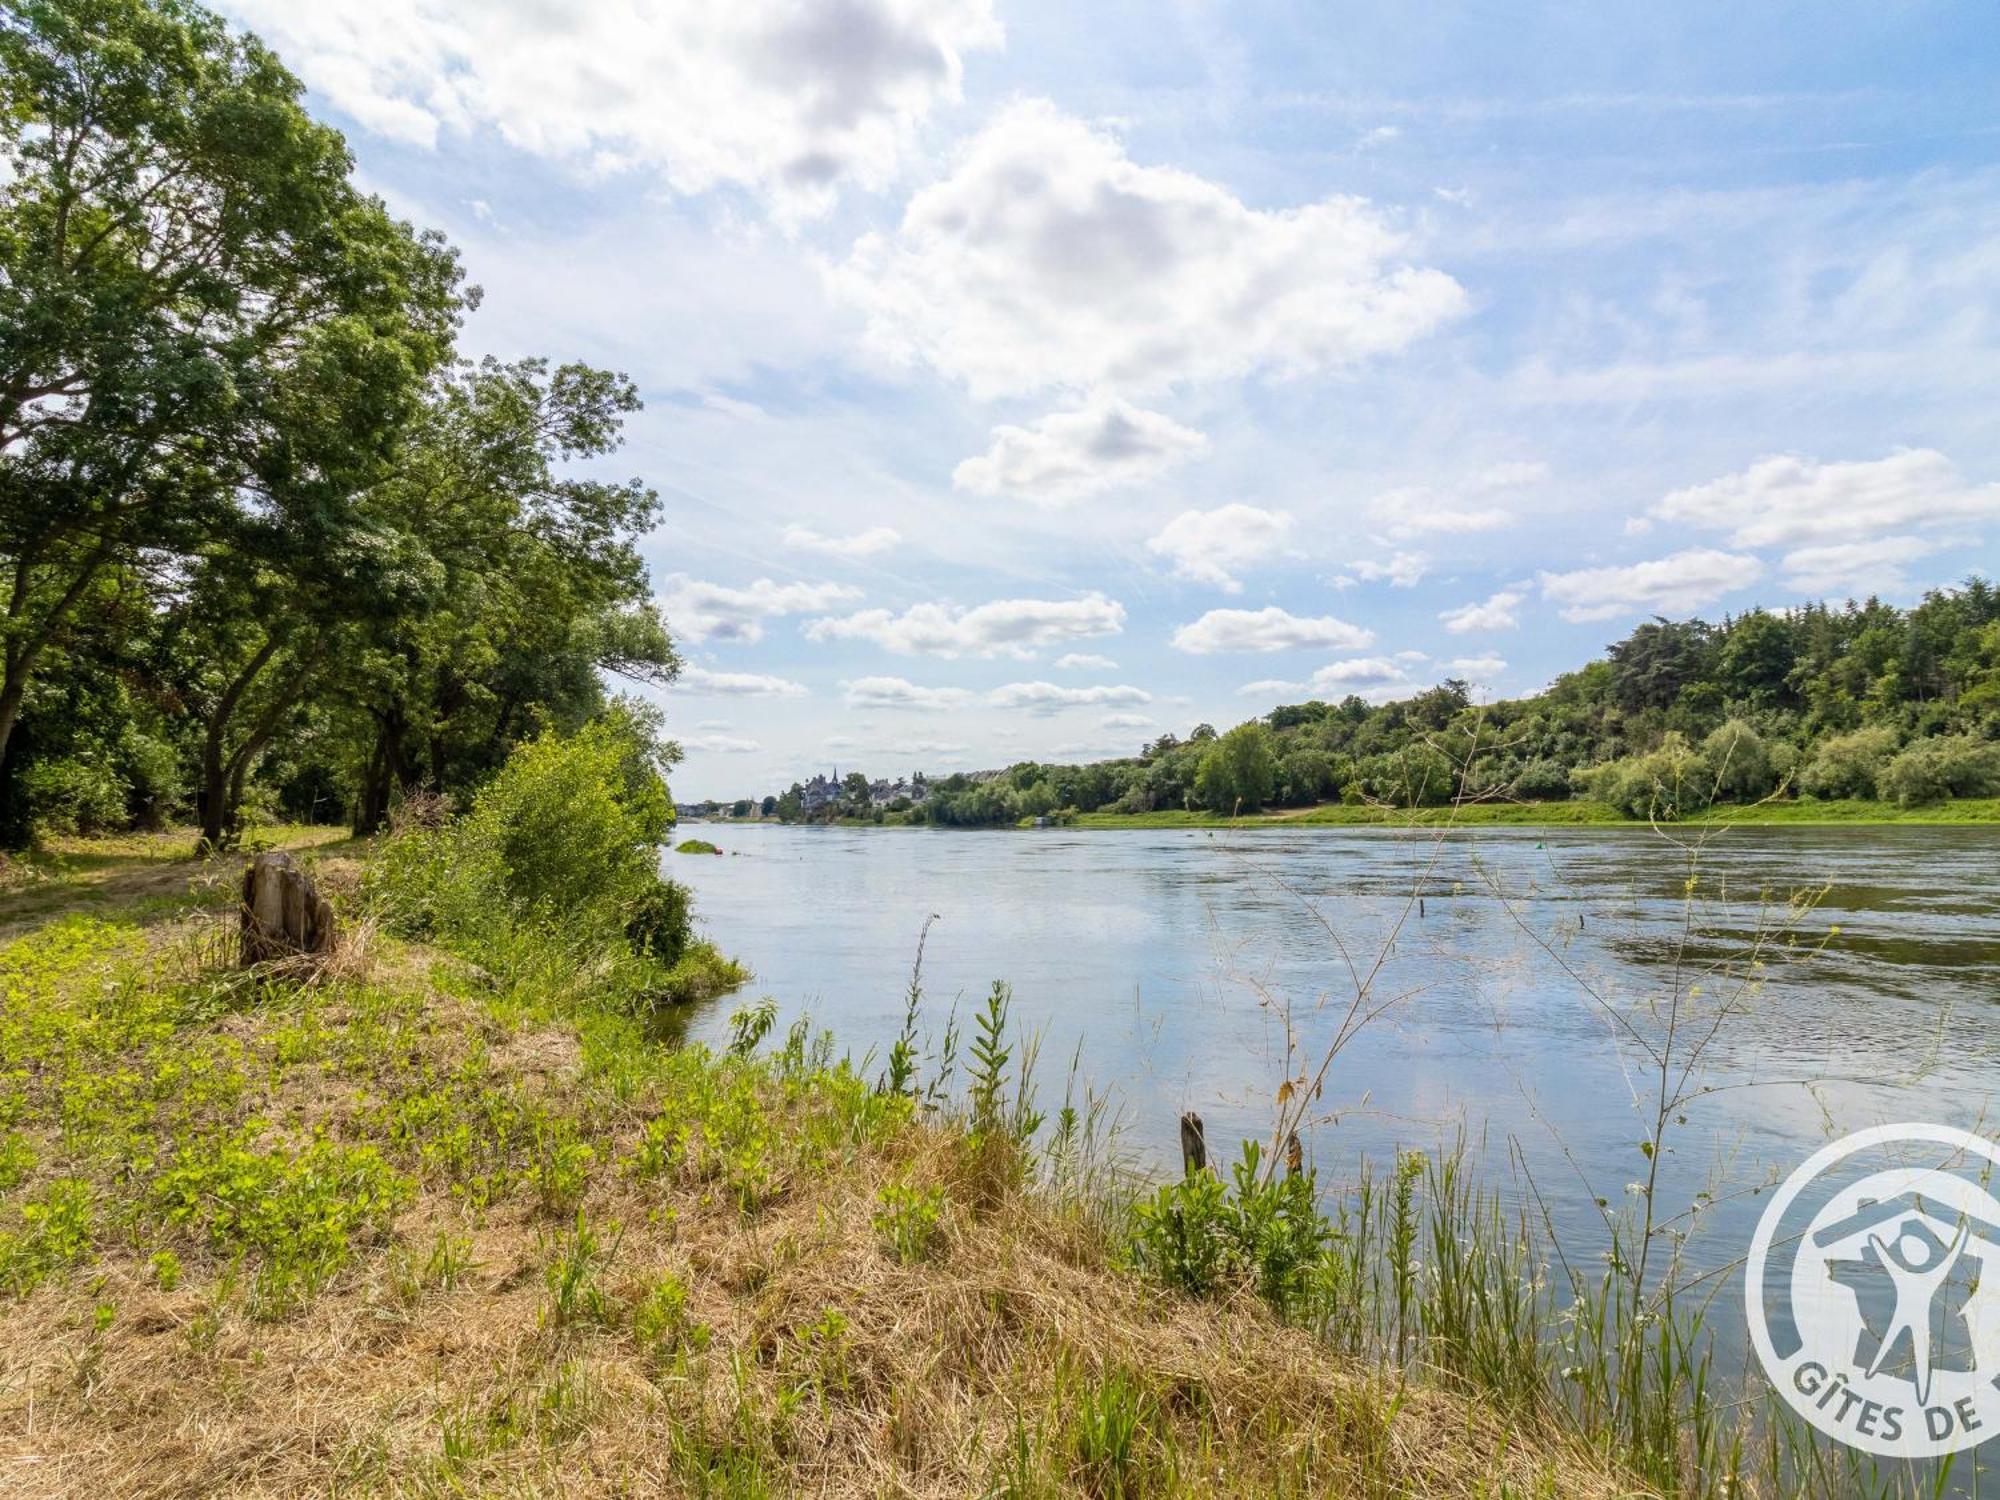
240 851 336 966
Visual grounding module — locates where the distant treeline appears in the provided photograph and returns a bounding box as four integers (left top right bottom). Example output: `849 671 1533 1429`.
769 582 2000 826
0 2 675 849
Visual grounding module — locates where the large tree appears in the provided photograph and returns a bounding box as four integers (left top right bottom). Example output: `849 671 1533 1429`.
0 0 463 807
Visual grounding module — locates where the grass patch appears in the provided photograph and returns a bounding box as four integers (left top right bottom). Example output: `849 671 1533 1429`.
0 829 1649 1499
675 838 723 855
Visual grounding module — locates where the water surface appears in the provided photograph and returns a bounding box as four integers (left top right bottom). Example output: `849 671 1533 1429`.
668 822 2000 1328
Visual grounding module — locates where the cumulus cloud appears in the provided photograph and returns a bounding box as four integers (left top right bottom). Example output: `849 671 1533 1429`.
1309 657 1411 691
1447 654 1508 678
674 665 809 697
226 0 1001 215
1539 549 1763 622
842 676 976 710
1438 588 1527 634
1779 536 1944 597
782 524 902 559
1342 550 1430 588
1054 653 1118 670
1649 449 2000 548
986 681 1153 715
661 574 861 643
835 99 1464 399
1145 505 1294 592
806 593 1125 657
682 733 762 754
1100 712 1153 730
953 396 1208 504
1170 606 1374 655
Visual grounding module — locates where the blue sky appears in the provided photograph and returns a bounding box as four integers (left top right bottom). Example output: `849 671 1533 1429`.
218 0 2000 798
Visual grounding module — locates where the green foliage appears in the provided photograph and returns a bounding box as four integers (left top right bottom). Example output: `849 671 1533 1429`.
1193 722 1278 813
1699 719 1775 801
1875 735 2000 806
757 582 2000 826
1128 1140 1327 1316
1798 726 1899 799
19 756 126 835
873 1178 946 1264
367 712 719 1014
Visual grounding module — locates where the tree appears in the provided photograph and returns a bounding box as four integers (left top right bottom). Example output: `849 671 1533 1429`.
0 0 464 807
1194 722 1277 813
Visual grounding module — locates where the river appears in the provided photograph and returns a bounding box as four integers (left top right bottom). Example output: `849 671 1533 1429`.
665 821 2000 1365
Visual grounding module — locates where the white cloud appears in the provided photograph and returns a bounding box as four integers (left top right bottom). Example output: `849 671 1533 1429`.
1344 550 1430 588
842 676 976 710
1447 654 1508 678
987 681 1153 715
1368 487 1516 541
1650 450 2000 548
226 0 1002 216
953 396 1208 504
782 524 902 559
1310 657 1411 691
683 733 762 754
1145 505 1295 592
1100 712 1153 730
661 574 861 643
1236 678 1305 697
674 665 809 697
835 99 1465 399
806 592 1124 657
1539 549 1764 622
1171 607 1375 655
1438 588 1527 633
1054 652 1118 670
1779 536 1945 597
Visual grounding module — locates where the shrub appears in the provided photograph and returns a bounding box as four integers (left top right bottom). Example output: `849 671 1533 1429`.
368 708 696 976
1700 719 1774 801
1875 736 2000 807
1579 734 1713 820
1798 726 1899 799
1512 757 1573 801
21 756 126 835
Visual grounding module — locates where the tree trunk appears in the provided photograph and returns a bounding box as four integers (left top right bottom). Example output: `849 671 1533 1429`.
197 633 281 851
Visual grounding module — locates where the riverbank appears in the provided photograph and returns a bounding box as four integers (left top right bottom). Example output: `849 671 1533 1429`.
0 830 1636 1498
1075 794 2000 829
701 793 2000 833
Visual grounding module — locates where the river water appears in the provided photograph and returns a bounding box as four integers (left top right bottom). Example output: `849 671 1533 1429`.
666 822 2000 1358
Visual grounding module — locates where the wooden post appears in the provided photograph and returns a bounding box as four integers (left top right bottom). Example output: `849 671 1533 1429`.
1178 1111 1207 1177
240 851 336 966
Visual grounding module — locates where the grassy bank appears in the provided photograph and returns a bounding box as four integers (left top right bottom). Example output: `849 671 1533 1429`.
0 831 1640 1498
1071 795 2000 830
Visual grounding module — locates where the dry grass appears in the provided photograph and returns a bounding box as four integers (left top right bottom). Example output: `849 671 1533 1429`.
0 839 1643 1500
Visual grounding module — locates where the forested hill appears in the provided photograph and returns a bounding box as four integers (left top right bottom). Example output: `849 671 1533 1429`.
764 580 2000 826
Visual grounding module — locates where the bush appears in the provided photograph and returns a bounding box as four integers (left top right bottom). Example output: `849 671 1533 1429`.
21 756 126 835
1875 736 2000 807
1511 758 1573 801
1700 719 1774 801
1579 734 1713 820
1798 726 1898 800
368 708 697 982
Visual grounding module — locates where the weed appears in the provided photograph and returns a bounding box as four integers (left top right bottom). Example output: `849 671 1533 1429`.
872 1177 945 1264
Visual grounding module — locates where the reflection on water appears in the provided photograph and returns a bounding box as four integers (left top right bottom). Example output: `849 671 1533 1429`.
666 822 2000 1352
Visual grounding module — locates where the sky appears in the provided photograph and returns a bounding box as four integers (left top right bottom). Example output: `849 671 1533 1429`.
215 0 2000 799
